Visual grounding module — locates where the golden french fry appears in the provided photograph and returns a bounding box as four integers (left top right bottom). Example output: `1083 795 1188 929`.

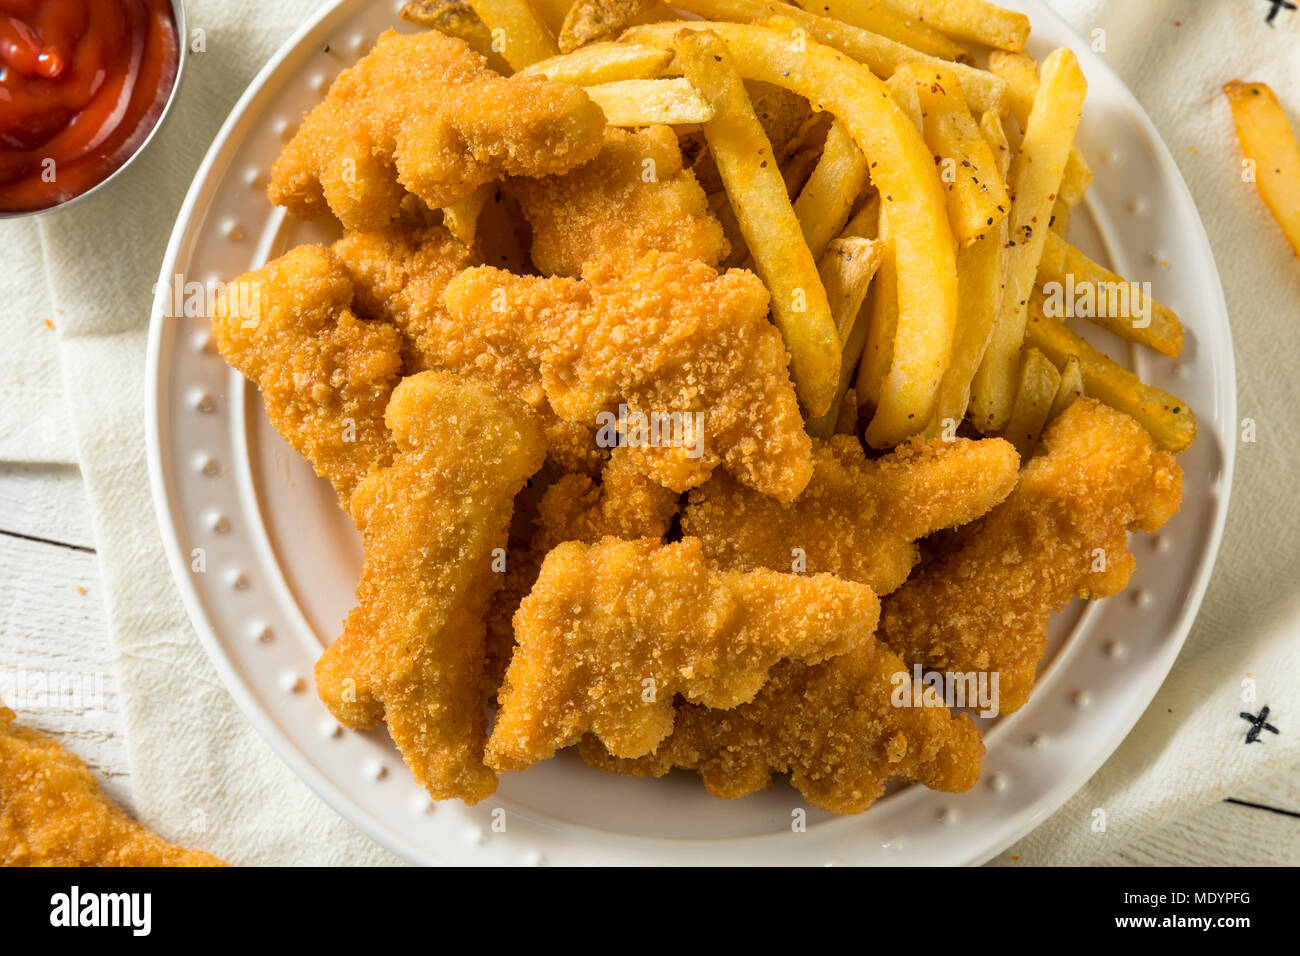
676 30 841 415
1048 355 1084 421
885 68 924 130
925 107 1009 437
840 191 881 240
1025 296 1196 453
401 0 513 72
1050 196 1071 235
442 182 493 243
806 236 885 437
634 4 1007 113
1225 80 1300 259
559 0 659 52
583 77 715 124
793 121 870 260
531 0 575 34
897 62 1010 245
876 0 1029 52
969 47 1086 433
834 386 859 435
1036 230 1185 357
465 0 558 69
517 41 673 83
790 0 967 61
989 50 1092 206
629 20 957 441
1002 347 1061 458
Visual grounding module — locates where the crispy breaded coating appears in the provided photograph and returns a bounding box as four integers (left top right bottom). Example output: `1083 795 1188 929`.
269 30 605 231
486 537 879 771
581 640 984 814
211 244 404 507
1 704 226 866
331 222 478 373
533 445 680 552
683 435 1020 595
332 222 605 474
880 399 1184 713
484 446 682 685
512 126 728 276
442 252 814 500
314 371 546 803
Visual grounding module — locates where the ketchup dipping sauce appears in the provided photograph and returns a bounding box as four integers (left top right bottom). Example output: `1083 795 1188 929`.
0 0 180 214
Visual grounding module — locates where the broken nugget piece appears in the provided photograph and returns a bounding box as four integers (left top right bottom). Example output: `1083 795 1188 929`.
879 399 1184 713
1 703 226 865
314 370 546 804
683 434 1020 595
580 640 984 815
211 244 405 509
486 536 880 771
511 125 729 276
442 252 813 500
269 30 605 231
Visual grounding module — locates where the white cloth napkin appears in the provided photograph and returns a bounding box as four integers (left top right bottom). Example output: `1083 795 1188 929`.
0 0 1296 865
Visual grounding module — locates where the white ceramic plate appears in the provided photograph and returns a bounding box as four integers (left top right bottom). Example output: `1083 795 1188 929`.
146 0 1235 865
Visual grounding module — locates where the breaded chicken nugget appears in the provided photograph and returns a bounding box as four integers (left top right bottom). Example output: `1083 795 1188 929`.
1 704 226 865
484 445 681 684
315 371 546 803
581 640 984 814
269 30 605 231
442 252 814 500
486 536 879 770
331 222 605 474
683 435 1020 595
511 126 728 276
211 244 404 508
879 399 1184 713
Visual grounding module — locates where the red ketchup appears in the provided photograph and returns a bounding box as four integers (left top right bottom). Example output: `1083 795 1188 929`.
0 0 178 213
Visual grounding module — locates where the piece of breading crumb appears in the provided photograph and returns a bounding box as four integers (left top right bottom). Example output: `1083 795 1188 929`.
487 536 879 771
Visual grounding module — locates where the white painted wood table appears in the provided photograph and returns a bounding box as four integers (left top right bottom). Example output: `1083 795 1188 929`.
2 461 1297 865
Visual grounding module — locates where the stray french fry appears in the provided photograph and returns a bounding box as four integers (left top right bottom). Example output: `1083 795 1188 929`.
401 0 512 72
442 182 493 243
517 41 672 83
560 0 659 52
925 108 1009 437
1002 347 1061 458
793 121 870 260
876 0 1030 52
641 3 1007 113
1048 355 1084 421
1025 296 1196 453
806 236 885 437
989 51 1092 206
969 47 1086 433
583 77 714 124
677 29 840 415
629 20 958 442
1225 80 1300 259
465 0 558 69
1050 196 1070 235
898 63 1010 245
790 0 967 61
1037 230 1185 357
